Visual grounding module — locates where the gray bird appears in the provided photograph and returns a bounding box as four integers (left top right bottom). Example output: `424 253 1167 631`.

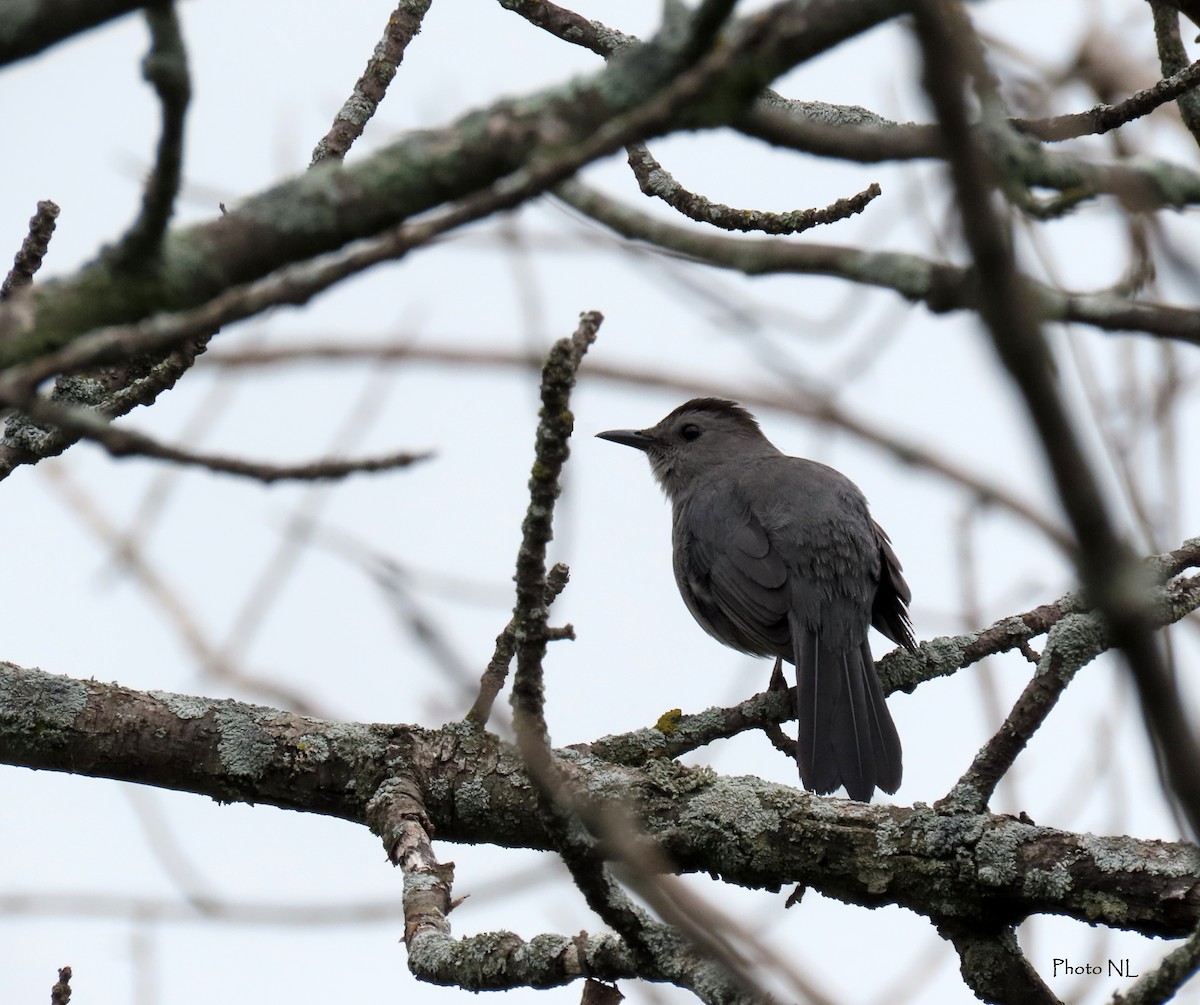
597 398 915 802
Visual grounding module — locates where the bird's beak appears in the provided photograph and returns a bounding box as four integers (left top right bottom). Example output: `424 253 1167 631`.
596 428 655 452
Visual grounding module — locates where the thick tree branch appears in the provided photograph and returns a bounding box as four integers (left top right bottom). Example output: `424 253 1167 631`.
3 662 1198 940
0 42 754 482
939 923 1061 1005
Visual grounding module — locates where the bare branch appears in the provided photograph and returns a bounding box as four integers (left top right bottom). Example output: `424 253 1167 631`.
5 661 1200 940
310 0 432 167
0 0 144 65
0 389 429 484
1150 2 1200 147
467 562 571 727
509 313 599 765
0 200 60 301
938 923 1061 1005
1015 58 1200 142
115 4 190 266
586 539 1200 766
626 141 881 233
50 966 73 1005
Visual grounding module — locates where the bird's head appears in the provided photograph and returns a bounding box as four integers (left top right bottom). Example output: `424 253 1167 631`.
597 397 776 497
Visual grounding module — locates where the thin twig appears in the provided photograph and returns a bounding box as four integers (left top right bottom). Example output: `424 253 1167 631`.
0 200 60 301
310 0 432 166
938 614 1108 814
467 562 571 727
510 313 600 768
0 337 213 480
1015 57 1200 142
626 141 881 233
116 4 190 265
4 389 428 484
50 966 72 1005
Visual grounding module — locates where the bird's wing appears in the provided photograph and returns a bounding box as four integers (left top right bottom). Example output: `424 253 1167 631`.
869 519 917 652
674 491 791 656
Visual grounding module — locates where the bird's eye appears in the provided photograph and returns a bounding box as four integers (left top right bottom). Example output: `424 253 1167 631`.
680 423 701 441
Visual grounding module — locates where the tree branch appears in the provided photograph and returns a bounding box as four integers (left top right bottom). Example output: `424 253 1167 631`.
115 3 190 266
467 562 571 727
0 387 430 483
3 661 1198 939
625 141 881 234
0 200 60 301
310 0 432 166
1111 920 1200 1005
939 922 1061 1005
0 0 145 65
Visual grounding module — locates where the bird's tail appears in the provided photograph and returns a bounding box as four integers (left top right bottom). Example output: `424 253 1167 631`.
793 626 902 801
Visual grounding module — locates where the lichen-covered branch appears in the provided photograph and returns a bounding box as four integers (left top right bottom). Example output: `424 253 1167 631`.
1112 920 1200 1005
625 141 881 234
3 662 1198 940
510 313 599 768
939 923 1060 1005
0 200 60 301
310 0 433 166
467 562 571 727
